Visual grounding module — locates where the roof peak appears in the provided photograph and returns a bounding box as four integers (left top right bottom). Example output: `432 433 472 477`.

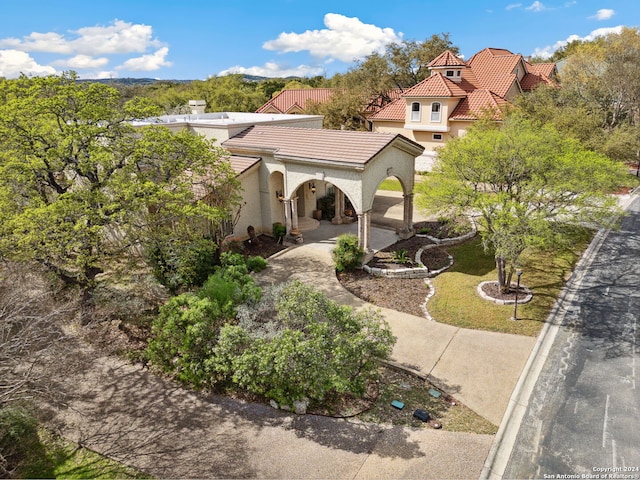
428 50 466 68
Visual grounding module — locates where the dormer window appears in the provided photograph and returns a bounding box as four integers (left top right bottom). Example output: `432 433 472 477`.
446 70 455 77
431 102 441 122
411 102 421 122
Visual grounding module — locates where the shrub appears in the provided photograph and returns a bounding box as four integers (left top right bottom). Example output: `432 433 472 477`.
316 192 335 220
0 406 40 478
246 255 268 272
146 237 217 293
146 253 262 387
146 293 221 387
332 234 364 272
214 281 395 406
272 223 286 244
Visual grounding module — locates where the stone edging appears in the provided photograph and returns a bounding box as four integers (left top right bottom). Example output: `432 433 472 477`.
476 281 533 305
363 217 476 279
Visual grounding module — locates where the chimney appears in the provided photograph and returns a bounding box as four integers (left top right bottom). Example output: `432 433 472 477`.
188 100 206 115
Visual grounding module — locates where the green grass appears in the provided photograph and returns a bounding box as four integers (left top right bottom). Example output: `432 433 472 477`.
377 178 403 191
19 428 149 479
427 231 593 337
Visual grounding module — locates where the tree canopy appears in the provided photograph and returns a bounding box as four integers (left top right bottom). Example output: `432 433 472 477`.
416 115 624 292
519 27 640 167
0 73 240 317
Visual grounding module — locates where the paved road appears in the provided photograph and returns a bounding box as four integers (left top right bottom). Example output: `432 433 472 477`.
503 197 640 479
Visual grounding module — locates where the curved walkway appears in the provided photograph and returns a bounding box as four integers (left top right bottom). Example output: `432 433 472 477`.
255 242 536 427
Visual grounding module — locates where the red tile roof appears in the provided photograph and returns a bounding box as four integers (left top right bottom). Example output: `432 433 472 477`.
256 88 336 114
371 46 556 124
402 73 467 98
466 48 523 98
367 97 406 121
449 90 509 121
428 50 466 67
222 125 422 164
520 62 557 90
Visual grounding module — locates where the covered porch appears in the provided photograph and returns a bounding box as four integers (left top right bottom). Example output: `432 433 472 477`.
222 124 425 253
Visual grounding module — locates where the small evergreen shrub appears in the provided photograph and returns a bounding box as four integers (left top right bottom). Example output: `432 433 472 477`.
332 234 364 272
246 255 268 272
272 223 286 244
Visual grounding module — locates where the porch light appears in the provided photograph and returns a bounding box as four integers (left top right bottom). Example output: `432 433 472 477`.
309 182 316 194
275 190 284 202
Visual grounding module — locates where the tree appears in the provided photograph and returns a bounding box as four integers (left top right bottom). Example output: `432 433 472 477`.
312 33 460 130
522 28 640 164
386 33 459 88
0 73 240 321
416 115 624 292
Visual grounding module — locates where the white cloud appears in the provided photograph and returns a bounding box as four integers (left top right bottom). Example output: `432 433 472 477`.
0 49 57 77
526 1 547 12
53 54 109 69
506 3 523 10
263 13 402 63
218 61 325 78
0 20 161 56
117 47 172 71
532 25 624 58
0 19 170 78
590 9 615 20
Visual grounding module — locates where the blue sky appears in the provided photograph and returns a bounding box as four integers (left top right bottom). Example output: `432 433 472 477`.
0 0 636 80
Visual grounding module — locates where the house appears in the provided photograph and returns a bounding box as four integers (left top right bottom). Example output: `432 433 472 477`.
136 110 424 250
256 88 403 121
368 48 557 171
256 88 336 114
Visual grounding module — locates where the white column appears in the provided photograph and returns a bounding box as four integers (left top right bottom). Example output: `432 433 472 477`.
357 211 371 252
283 198 292 234
332 189 344 224
290 197 300 235
399 192 415 240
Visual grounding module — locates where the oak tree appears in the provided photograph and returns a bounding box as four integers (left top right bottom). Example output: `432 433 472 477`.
416 116 624 292
0 73 240 321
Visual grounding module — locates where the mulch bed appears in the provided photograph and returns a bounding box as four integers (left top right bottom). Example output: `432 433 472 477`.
368 236 450 271
337 270 428 318
480 281 528 301
242 234 288 258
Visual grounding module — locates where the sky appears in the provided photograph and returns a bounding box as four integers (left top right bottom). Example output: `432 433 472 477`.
0 0 637 80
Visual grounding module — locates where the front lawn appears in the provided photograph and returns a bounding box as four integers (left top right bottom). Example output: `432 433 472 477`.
426 230 593 336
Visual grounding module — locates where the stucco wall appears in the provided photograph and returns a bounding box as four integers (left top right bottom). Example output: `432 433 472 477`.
233 166 263 239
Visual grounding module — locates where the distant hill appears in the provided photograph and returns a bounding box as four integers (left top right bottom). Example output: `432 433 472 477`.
78 75 308 85
77 78 194 85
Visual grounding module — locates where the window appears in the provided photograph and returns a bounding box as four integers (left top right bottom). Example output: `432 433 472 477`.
446 70 455 77
430 102 441 122
410 102 421 122
456 70 461 77
433 134 443 141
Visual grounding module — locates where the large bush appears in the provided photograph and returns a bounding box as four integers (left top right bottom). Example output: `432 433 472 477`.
146 253 262 387
214 281 395 406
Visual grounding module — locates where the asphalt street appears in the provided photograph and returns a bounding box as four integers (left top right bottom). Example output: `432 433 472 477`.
504 196 640 479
